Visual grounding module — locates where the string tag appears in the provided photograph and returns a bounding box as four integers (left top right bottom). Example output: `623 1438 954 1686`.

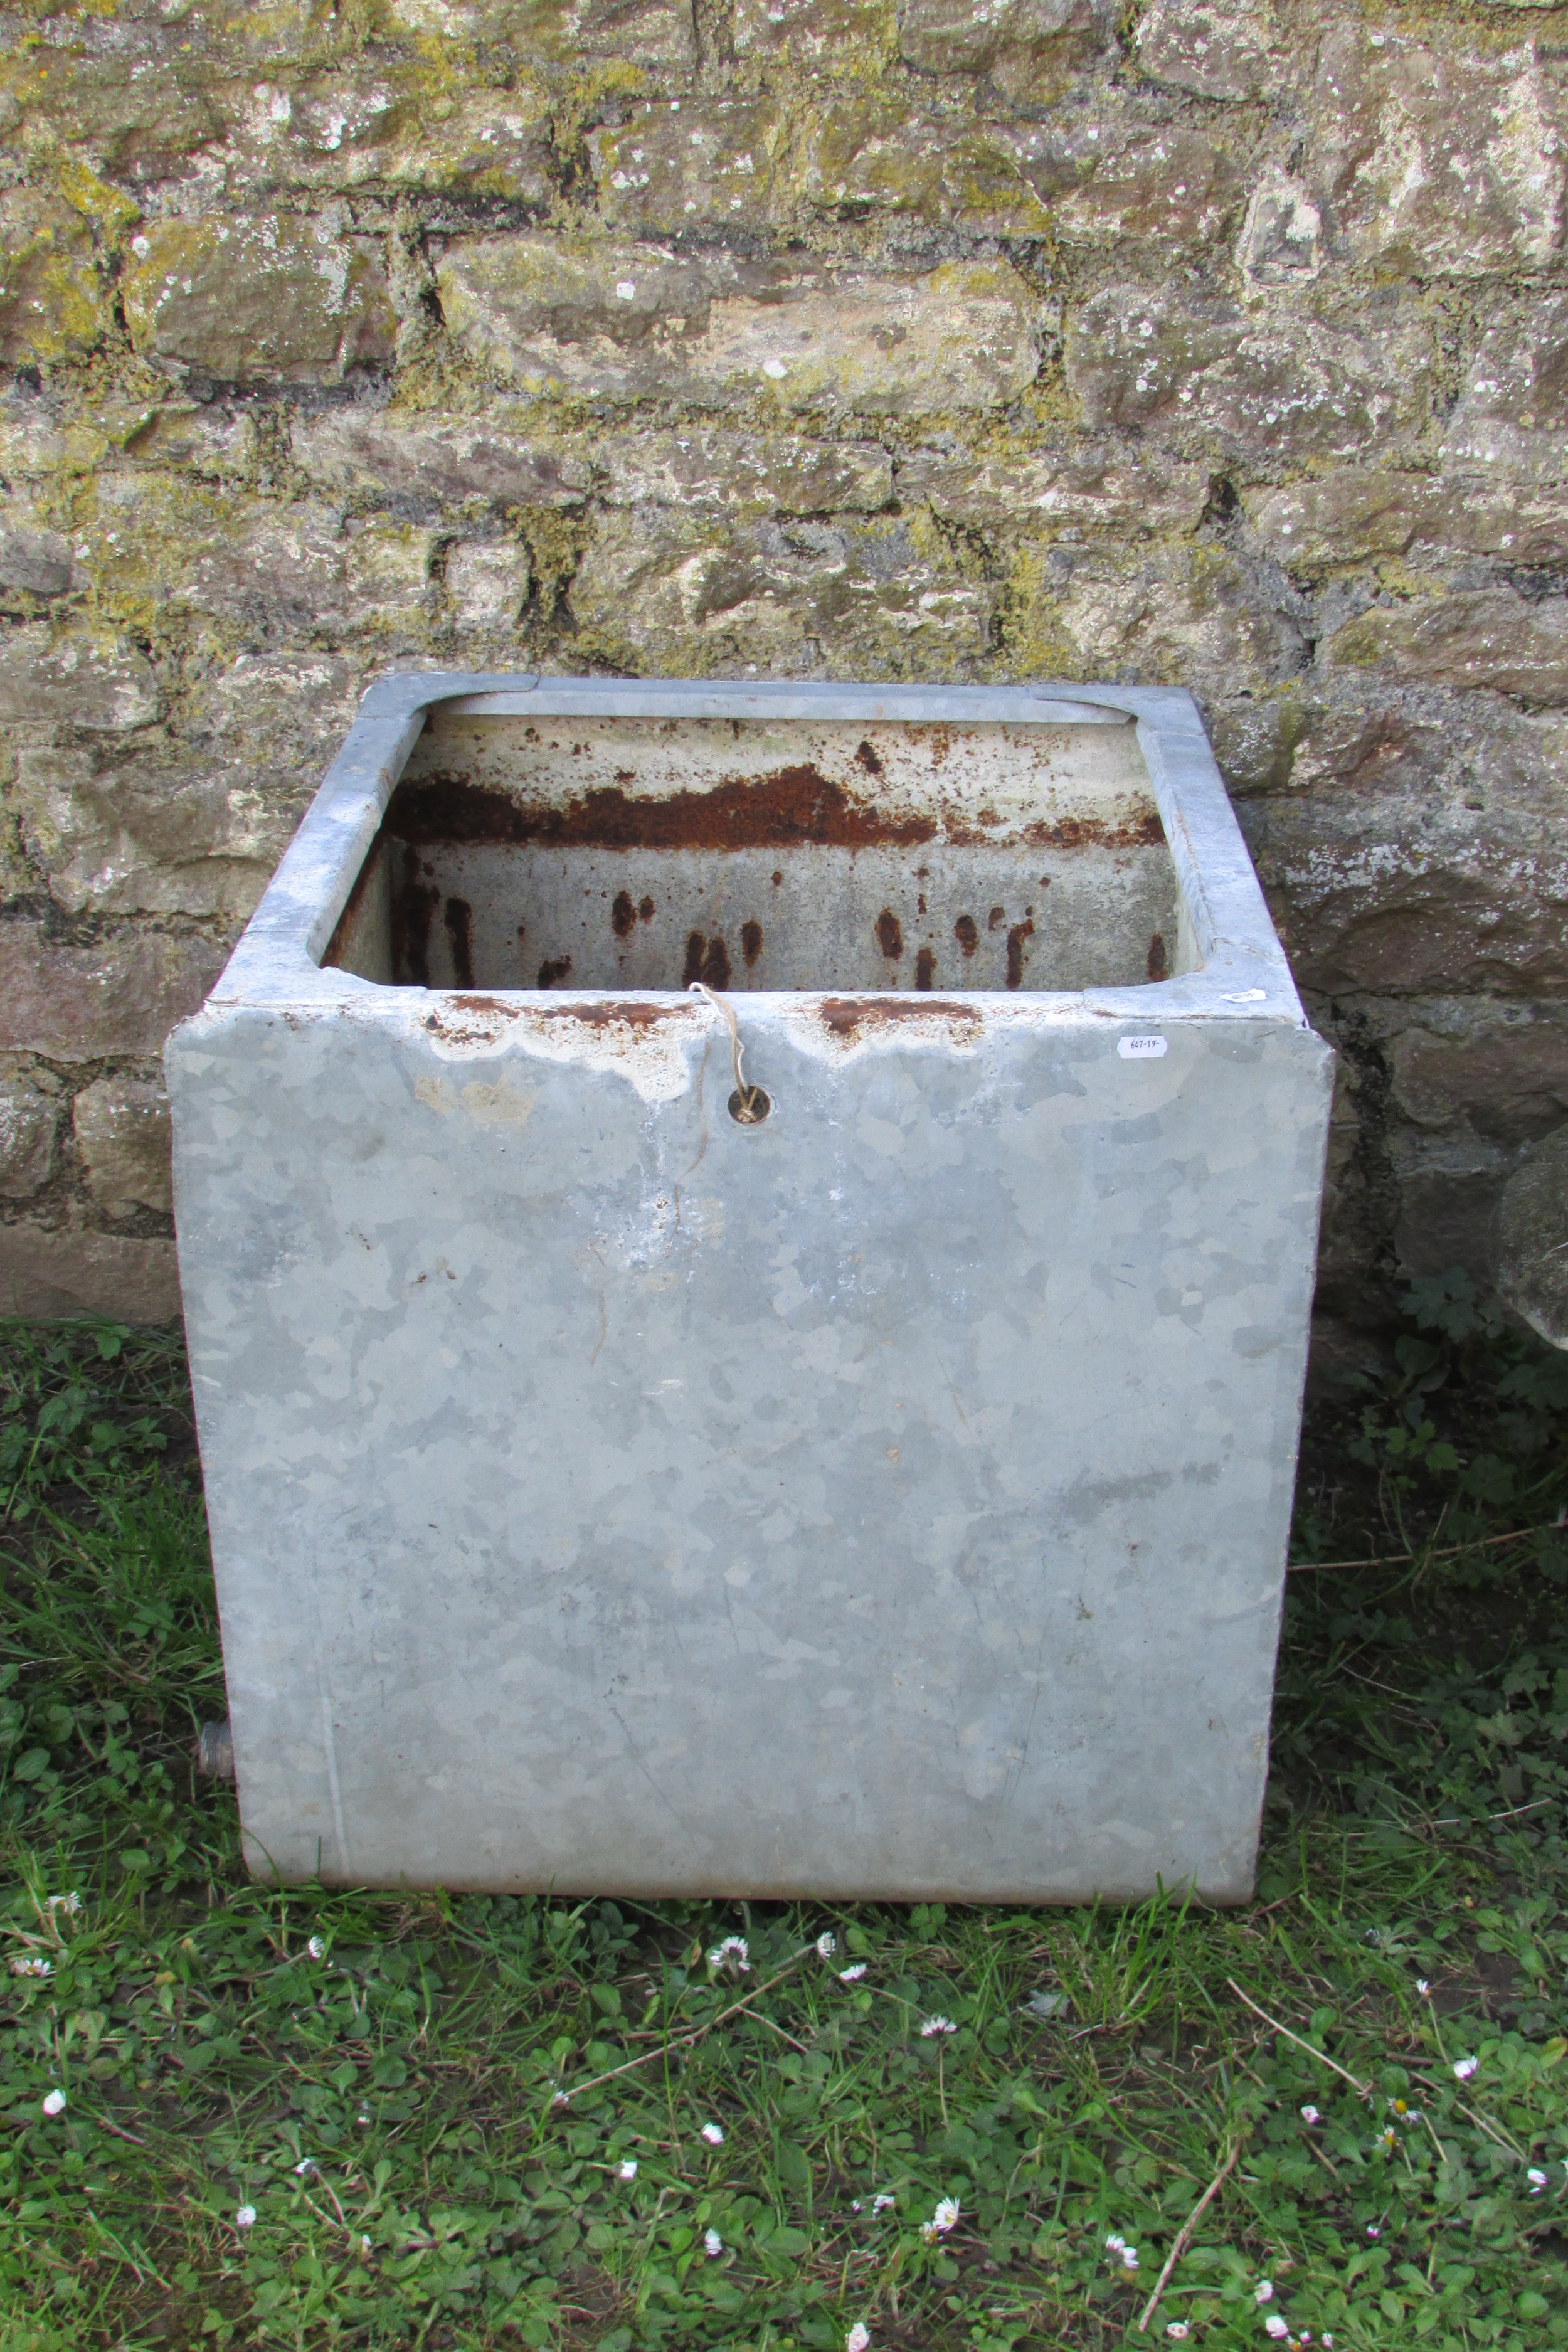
689 983 770 1123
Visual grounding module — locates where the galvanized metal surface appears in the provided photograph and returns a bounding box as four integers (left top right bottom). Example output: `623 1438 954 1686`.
167 675 1333 1902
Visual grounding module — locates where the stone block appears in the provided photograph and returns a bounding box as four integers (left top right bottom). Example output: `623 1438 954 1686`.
220 73 551 206
1390 1006 1568 1145
1308 28 1566 278
797 105 1052 235
1038 546 1307 698
1236 173 1322 286
440 242 1040 415
733 0 896 63
73 1078 174 1214
122 215 396 388
1390 1131 1512 1285
291 410 590 512
1237 691 1568 997
14 730 300 920
447 540 532 628
896 0 1115 103
0 628 161 733
383 0 696 72
692 263 1041 416
1498 1127 1568 1348
0 529 80 600
1014 120 1242 262
1065 285 1435 460
10 19 223 184
1136 0 1283 102
0 924 226 1062
595 428 892 514
1323 589 1568 704
590 100 788 233
0 188 108 366
0 1081 58 1200
380 95 555 208
899 445 1206 539
1246 471 1568 571
1441 290 1568 484
0 1226 181 1324
569 511 990 673
435 235 723 400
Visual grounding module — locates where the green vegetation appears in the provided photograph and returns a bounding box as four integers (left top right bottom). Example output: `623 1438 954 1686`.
3 1288 1568 2351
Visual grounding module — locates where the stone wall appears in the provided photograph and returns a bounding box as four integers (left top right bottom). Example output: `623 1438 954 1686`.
2 0 1566 1342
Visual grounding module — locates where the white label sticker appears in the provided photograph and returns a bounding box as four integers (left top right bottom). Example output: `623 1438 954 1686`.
1118 1034 1168 1059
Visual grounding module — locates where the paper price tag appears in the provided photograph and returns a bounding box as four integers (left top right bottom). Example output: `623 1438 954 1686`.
1118 1035 1168 1059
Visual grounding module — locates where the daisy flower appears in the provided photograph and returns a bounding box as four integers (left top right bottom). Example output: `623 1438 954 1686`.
919 2015 956 2038
1299 2104 1319 2124
618 2158 638 2180
817 1932 837 1959
703 2227 723 2257
1256 2280 1274 2304
840 1963 868 1982
306 1936 326 1961
846 2328 871 2352
41 2089 66 2117
235 2205 257 2228
1528 2168 1548 2194
1453 2055 1478 2081
701 2122 724 2146
1264 2319 1289 2342
1166 2328 1190 2343
10 1956 51 1977
708 1935 750 1974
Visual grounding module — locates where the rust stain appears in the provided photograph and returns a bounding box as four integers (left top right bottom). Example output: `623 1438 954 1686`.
1147 931 1168 982
875 909 904 960
820 997 983 1040
443 896 475 989
855 739 884 775
741 919 763 967
954 914 979 957
611 889 637 938
387 766 937 851
701 935 731 990
988 905 1005 931
537 954 574 987
1005 919 1035 989
682 931 705 987
1021 808 1164 850
638 894 655 921
914 947 936 990
536 1000 682 1030
393 847 440 986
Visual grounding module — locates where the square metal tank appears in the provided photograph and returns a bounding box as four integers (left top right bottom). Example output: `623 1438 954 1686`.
166 674 1333 1901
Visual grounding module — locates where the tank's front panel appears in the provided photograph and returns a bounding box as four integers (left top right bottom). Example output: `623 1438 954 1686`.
169 991 1331 1900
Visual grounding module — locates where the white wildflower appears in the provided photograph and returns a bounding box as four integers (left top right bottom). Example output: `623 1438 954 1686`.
1416 1978 1431 1994
703 2227 723 2257
306 1936 326 1961
1299 2104 1319 2124
847 2326 871 2352
1106 2232 1126 2251
41 2089 66 2117
1120 2246 1140 2272
933 2196 960 2232
359 2234 371 2255
708 1935 750 1973
551 2090 571 2109
872 2192 895 2213
618 2158 638 2180
1165 2328 1189 2343
294 2158 315 2175
235 2204 257 2228
816 1932 837 1959
1528 2167 1548 2194
840 1963 867 1982
45 1892 81 1917
701 2121 724 2145
1256 2280 1274 2304
1264 2321 1289 2343
1453 2055 1478 2081
10 1956 51 1977
358 2110 371 2124
919 2015 957 2038
1365 2223 1380 2237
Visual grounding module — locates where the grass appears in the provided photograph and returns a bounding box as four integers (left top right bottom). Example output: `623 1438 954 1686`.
2 1279 1568 2352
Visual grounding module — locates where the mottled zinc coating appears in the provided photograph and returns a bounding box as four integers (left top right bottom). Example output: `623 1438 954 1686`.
167 674 1331 1900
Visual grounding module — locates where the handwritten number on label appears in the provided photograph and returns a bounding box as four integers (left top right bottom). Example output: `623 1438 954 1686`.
1118 1035 1168 1060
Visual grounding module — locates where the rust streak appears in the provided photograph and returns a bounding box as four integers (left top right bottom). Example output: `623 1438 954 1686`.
1005 919 1035 989
914 947 936 990
820 997 983 1040
740 919 763 967
611 889 637 938
443 896 475 989
875 909 904 961
387 766 938 851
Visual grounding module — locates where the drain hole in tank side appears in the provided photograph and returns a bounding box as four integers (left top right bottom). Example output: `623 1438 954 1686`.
729 1087 771 1125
